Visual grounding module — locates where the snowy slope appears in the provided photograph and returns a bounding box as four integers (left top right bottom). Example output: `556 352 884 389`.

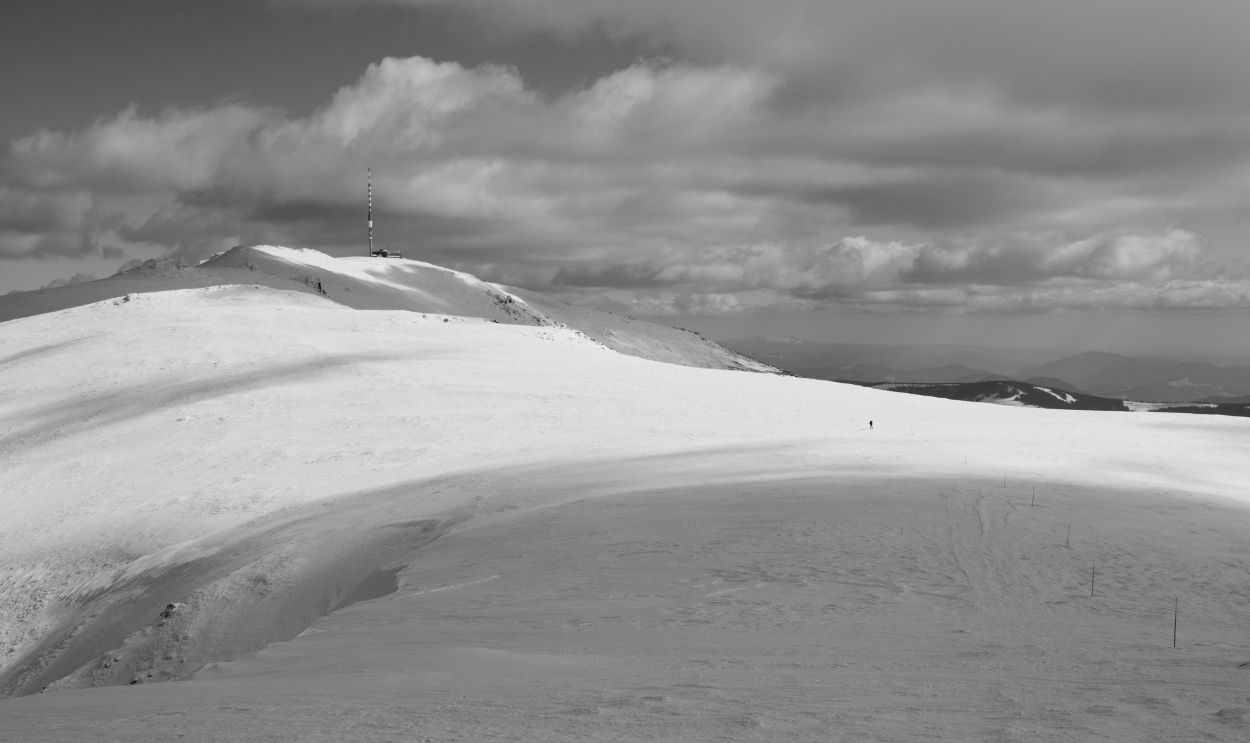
0 245 774 373
203 245 550 324
0 247 542 326
505 286 774 371
2 287 1250 740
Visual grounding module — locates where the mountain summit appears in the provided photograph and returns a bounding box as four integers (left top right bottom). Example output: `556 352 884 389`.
0 246 774 374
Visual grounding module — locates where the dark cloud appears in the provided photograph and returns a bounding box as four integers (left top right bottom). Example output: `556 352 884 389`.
363 1 1250 117
825 175 1030 228
5 1 1250 314
0 187 92 234
247 198 360 225
903 231 1208 285
552 263 666 288
0 229 93 259
539 231 1250 315
836 119 1250 181
735 174 1043 230
0 186 101 258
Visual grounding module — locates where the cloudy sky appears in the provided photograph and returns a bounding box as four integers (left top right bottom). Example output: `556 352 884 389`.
4 0 1250 352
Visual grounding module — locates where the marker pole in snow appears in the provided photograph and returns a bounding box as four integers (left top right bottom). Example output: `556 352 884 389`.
1066 523 1071 547
1091 562 1095 597
1173 598 1178 648
1031 487 1035 506
367 169 373 256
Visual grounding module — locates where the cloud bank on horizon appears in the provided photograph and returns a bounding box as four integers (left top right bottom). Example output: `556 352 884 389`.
3 0 1250 315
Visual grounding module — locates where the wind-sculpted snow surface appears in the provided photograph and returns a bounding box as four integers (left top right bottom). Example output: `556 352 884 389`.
2 286 1250 740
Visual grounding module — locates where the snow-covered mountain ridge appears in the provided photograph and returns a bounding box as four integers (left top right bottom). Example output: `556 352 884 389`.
0 245 775 374
2 283 1250 739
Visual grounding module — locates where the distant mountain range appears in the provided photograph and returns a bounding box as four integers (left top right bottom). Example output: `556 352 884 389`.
720 337 1250 403
839 379 1250 417
1152 403 1250 417
1019 351 1250 402
843 380 1130 411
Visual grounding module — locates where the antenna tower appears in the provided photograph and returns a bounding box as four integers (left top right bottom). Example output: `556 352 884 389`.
367 168 373 256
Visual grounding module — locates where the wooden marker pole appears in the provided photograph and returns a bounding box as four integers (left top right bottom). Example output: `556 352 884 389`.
1065 524 1070 547
1031 487 1035 506
1173 598 1178 648
1090 562 1095 597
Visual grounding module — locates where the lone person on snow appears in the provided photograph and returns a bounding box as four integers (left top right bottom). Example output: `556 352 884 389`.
869 420 873 430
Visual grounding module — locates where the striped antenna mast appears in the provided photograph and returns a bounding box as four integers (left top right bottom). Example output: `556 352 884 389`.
367 168 373 256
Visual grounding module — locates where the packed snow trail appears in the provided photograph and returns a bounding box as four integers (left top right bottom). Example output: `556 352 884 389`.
2 285 1250 740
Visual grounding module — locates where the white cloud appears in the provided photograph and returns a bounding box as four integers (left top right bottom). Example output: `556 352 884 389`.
4 50 1250 317
1039 231 1203 281
11 106 264 193
551 231 1250 315
569 64 775 147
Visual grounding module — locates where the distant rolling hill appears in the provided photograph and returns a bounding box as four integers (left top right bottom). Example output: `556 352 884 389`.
1197 393 1250 404
719 337 1250 403
1017 351 1250 402
860 380 1129 411
797 363 1016 385
845 380 1250 418
1154 403 1250 417
952 372 1018 383
718 337 1062 377
1022 376 1090 395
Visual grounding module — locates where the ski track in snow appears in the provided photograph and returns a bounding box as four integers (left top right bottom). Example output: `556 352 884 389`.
396 574 499 599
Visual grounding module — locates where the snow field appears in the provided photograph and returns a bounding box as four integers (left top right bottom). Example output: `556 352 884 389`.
2 285 1250 739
